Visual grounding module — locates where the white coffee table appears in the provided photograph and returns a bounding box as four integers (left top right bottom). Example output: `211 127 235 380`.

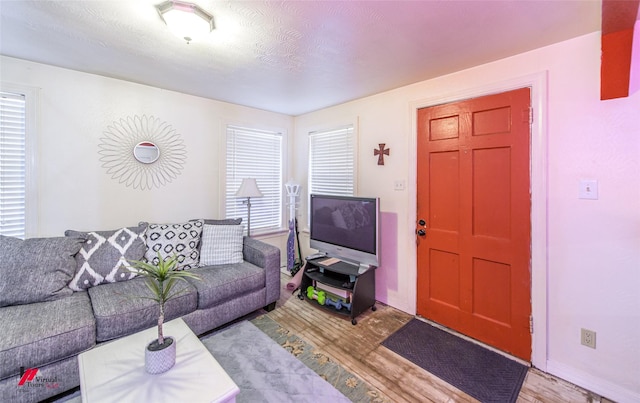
78 318 239 403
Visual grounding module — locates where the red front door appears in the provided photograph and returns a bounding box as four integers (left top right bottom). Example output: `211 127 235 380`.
416 88 532 361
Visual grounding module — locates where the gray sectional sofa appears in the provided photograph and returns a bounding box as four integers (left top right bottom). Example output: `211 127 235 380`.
0 219 281 403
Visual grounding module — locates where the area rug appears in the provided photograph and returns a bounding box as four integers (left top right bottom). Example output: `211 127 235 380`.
381 319 528 403
250 314 387 402
201 320 350 402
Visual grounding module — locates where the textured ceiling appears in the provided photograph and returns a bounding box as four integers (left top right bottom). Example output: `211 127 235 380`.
0 1 601 116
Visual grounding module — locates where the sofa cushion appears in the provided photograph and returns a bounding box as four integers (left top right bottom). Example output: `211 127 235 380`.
186 262 265 310
199 224 244 266
65 224 148 291
143 220 203 270
88 276 198 342
0 292 95 380
0 235 84 307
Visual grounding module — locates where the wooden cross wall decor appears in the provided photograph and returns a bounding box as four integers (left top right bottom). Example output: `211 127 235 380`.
374 143 390 165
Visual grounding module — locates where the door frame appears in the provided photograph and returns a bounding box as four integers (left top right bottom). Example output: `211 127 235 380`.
408 72 548 370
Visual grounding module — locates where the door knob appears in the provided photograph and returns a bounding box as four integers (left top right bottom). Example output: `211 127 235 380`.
417 229 426 236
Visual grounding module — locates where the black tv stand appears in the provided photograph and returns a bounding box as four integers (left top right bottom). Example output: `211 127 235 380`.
297 257 376 325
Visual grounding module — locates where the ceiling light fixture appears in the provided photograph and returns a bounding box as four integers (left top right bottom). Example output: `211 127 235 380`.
155 1 214 44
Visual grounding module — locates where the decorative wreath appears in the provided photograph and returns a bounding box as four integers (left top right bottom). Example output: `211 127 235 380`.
98 115 187 190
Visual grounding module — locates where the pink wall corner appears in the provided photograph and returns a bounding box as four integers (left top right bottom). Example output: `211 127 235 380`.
630 20 640 95
376 212 398 303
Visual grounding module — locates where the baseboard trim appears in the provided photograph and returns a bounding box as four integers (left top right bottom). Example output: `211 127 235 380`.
546 359 640 403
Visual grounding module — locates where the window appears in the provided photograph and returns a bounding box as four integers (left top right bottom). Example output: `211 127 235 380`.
308 125 354 196
0 91 27 238
225 125 283 234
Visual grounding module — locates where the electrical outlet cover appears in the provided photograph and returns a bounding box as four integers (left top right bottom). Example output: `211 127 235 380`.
581 328 596 349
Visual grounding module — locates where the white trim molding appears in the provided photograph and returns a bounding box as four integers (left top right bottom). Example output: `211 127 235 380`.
408 71 549 371
547 360 640 403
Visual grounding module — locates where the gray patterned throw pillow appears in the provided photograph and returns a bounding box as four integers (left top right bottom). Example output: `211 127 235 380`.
199 224 244 266
65 224 148 291
144 220 203 270
0 235 84 307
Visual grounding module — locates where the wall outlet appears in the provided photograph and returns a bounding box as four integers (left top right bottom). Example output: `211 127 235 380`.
581 328 596 349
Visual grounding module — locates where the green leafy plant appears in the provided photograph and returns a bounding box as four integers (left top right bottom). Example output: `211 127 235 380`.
129 253 201 347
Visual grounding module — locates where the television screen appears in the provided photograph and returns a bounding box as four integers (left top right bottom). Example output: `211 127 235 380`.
309 194 379 267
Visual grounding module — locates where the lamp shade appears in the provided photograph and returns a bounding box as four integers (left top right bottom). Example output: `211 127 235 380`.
235 178 263 198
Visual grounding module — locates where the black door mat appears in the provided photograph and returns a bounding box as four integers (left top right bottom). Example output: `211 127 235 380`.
381 319 528 403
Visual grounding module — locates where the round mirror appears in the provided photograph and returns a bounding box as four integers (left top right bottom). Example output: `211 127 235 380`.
133 142 160 164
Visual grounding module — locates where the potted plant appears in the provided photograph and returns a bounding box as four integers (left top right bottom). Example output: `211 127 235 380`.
129 252 200 374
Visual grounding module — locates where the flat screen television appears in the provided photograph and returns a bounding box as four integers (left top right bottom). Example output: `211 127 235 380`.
309 194 380 267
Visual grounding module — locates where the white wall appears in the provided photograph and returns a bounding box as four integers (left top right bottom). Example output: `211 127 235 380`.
3 30 639 401
294 33 640 402
0 56 294 250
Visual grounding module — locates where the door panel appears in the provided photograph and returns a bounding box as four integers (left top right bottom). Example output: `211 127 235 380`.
430 151 459 232
429 249 460 309
416 88 532 361
472 146 511 238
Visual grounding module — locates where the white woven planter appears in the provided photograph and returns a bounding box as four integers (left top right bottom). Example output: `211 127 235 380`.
145 336 176 374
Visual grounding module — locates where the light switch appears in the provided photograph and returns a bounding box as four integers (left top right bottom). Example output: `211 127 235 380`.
394 180 405 191
579 180 598 200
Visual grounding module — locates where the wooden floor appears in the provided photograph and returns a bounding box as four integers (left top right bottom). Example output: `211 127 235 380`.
271 275 612 403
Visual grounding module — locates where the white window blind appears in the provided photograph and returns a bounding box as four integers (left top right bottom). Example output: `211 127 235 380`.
0 92 26 238
308 125 354 196
226 125 283 234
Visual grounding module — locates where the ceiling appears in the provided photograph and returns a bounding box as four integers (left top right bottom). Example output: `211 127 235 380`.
0 1 602 116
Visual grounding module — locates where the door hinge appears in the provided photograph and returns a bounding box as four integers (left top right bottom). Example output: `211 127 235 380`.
529 316 533 334
522 107 533 125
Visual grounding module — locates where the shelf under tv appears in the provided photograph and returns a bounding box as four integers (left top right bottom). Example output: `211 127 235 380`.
298 257 376 325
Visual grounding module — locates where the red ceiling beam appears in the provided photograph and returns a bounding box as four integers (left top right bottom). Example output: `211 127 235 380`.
601 0 640 100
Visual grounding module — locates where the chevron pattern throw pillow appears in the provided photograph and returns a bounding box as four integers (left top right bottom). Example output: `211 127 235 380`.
66 224 148 291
